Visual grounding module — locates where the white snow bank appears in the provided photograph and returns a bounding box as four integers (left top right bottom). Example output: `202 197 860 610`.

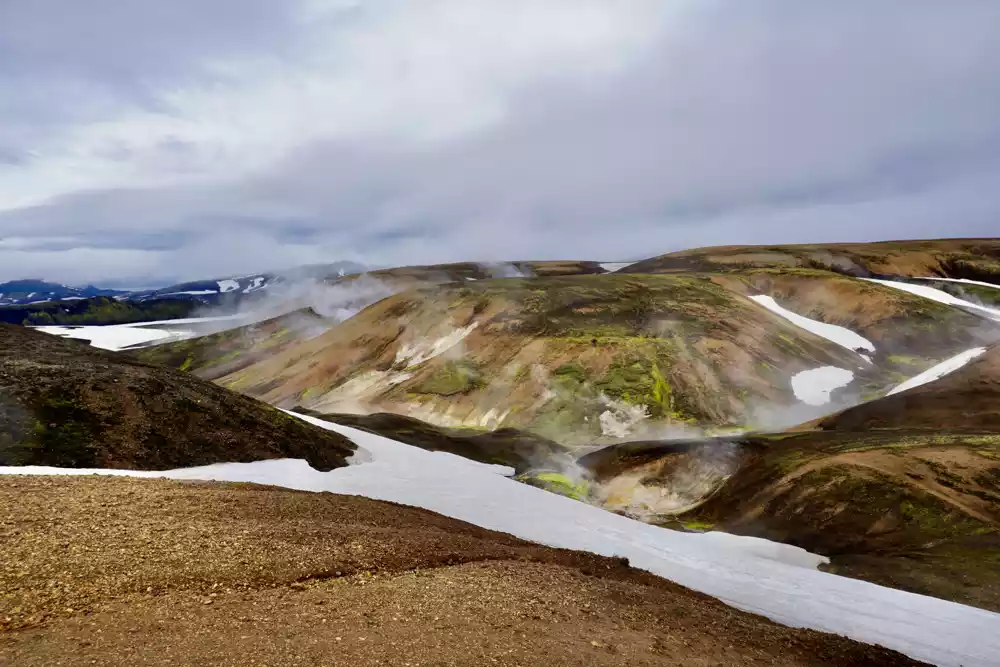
864 278 1000 321
2 413 999 667
599 262 633 273
34 324 175 350
914 276 1000 291
217 279 239 293
33 315 247 351
791 367 855 405
888 347 988 396
749 295 875 359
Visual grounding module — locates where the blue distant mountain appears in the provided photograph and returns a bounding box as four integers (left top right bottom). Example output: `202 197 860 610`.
0 280 128 306
0 261 367 307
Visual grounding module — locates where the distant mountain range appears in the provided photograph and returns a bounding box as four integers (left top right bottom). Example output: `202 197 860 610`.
0 261 366 307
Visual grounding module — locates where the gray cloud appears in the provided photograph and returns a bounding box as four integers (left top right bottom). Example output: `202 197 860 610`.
1 1 999 284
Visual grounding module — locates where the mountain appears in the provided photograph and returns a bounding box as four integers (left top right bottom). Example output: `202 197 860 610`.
0 322 355 470
5 239 1000 665
0 279 128 306
0 260 367 319
209 269 997 441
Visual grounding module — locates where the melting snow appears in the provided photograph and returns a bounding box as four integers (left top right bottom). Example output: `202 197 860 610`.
33 315 247 351
2 412 999 667
217 279 240 293
791 366 855 405
914 277 1000 291
599 262 633 273
887 347 988 396
863 278 1000 321
35 324 174 350
749 295 875 359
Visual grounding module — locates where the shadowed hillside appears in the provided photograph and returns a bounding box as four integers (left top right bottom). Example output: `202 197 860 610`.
0 324 355 470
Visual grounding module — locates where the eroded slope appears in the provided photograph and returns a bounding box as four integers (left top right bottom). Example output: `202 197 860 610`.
222 274 877 442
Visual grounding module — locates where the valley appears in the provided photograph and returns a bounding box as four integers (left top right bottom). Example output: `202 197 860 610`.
4 238 1000 666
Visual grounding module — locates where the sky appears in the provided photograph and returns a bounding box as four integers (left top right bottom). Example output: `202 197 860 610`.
1 1 999 286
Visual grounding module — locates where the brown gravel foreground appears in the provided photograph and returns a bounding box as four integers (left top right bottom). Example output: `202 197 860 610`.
0 476 923 667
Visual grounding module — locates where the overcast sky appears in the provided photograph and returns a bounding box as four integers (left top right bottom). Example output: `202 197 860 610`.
1 1 999 285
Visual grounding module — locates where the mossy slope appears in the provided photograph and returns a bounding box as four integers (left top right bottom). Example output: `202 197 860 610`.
222 273 879 442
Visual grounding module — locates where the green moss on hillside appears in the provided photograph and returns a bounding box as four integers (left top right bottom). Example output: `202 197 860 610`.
414 360 484 396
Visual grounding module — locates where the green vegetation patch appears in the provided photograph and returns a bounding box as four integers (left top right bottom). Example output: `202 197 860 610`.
594 351 693 422
414 359 484 396
517 471 590 501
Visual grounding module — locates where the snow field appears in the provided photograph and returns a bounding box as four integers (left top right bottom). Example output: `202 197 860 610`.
33 314 247 351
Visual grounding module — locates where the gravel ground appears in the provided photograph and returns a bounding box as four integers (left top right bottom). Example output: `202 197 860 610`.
0 475 923 666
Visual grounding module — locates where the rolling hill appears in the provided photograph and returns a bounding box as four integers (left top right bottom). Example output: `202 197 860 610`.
0 323 355 470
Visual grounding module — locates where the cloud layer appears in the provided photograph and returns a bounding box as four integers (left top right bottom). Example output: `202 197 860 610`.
2 1 999 284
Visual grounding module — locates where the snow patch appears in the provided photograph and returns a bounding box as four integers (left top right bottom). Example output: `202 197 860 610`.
599 262 633 273
32 315 247 351
749 295 874 359
864 278 1000 321
791 367 855 406
217 279 239 293
888 347 988 396
34 324 174 350
2 413 998 667
915 276 1000 290
243 276 266 293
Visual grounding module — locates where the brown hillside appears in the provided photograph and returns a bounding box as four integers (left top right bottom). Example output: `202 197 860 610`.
131 308 333 381
622 238 1000 280
0 323 354 470
683 430 1000 611
0 475 921 667
220 274 877 442
816 344 1000 432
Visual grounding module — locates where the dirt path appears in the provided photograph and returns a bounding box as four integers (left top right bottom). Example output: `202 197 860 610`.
0 476 921 666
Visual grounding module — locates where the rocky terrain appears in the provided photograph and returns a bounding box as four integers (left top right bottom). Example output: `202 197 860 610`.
0 475 921 667
0 323 354 470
